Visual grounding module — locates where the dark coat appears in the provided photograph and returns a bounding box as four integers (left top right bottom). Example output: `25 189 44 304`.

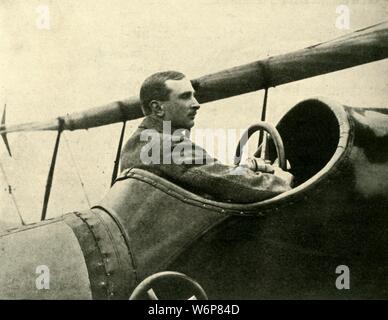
120 116 291 203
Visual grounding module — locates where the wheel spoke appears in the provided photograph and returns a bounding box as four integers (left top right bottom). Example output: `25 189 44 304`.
147 288 159 300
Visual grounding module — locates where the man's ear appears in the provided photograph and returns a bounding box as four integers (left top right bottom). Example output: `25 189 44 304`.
150 100 165 117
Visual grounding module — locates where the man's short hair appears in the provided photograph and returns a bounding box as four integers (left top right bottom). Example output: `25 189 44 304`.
139 71 186 116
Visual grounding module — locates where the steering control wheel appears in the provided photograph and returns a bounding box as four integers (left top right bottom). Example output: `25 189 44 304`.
234 121 287 171
129 271 208 300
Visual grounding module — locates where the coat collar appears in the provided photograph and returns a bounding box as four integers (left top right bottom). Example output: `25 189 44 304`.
139 116 190 138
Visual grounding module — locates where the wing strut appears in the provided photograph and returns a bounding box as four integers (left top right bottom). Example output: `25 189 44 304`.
111 121 126 186
257 88 269 152
255 61 271 158
41 117 64 221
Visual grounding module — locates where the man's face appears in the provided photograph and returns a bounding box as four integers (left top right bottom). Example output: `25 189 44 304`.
161 78 200 130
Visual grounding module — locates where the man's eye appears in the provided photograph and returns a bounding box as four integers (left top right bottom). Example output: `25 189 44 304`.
180 93 192 99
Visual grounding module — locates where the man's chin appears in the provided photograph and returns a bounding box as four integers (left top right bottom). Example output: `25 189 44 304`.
188 119 195 128
172 120 194 131
181 121 194 130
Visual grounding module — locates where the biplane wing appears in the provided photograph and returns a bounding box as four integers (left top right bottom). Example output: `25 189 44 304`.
0 21 387 135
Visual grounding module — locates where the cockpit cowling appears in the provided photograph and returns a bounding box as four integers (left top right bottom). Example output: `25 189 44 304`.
99 97 388 298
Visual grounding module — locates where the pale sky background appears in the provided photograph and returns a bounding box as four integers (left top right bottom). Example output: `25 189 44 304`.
0 0 387 226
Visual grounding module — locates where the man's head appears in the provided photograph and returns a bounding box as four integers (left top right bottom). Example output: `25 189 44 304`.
140 71 200 130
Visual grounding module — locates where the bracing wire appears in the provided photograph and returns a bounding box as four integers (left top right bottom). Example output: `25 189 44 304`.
63 133 91 207
0 160 25 225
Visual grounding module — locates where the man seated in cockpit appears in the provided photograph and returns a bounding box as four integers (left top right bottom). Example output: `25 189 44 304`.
120 71 293 203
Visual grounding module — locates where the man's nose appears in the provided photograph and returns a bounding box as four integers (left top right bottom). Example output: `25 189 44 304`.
191 98 200 110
